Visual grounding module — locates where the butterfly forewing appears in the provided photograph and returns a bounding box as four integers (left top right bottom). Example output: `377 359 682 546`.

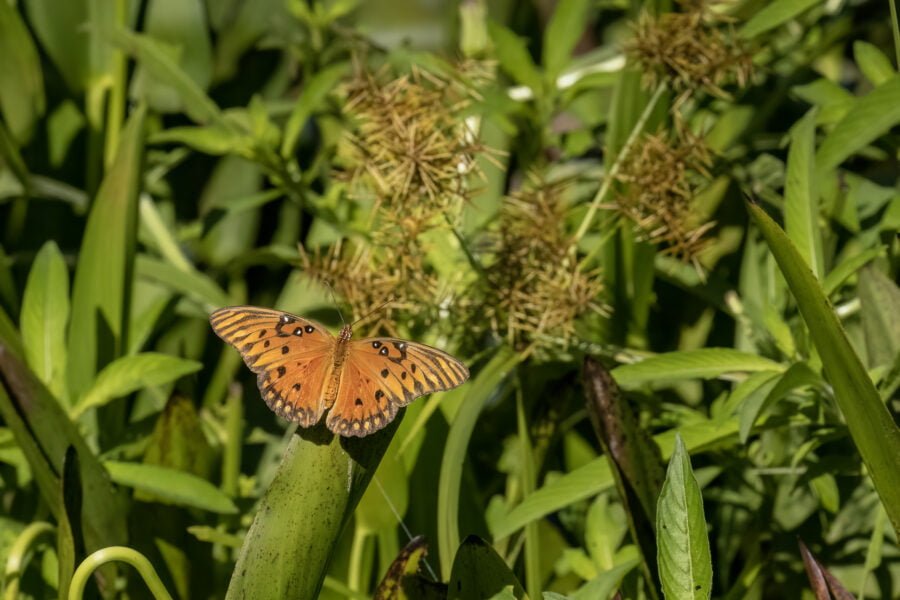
326 338 469 437
209 306 335 426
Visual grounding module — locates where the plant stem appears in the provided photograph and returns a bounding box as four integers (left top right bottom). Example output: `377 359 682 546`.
68 546 173 600
571 82 667 245
3 522 56 600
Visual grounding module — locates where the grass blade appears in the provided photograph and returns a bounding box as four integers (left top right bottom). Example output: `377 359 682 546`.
784 109 823 278
748 201 900 537
67 106 145 398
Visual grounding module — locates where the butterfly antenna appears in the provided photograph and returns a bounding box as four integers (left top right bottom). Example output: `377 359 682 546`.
322 280 346 327
373 475 439 581
349 296 396 328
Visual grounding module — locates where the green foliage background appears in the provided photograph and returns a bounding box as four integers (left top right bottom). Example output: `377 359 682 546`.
0 0 898 598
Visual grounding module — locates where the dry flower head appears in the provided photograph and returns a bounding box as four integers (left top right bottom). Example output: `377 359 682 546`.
479 178 605 350
612 129 716 264
626 0 753 103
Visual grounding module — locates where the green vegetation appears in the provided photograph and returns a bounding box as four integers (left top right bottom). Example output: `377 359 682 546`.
1 0 898 598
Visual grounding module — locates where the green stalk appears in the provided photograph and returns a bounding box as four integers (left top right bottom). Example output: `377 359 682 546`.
3 522 56 600
225 421 400 599
68 546 173 600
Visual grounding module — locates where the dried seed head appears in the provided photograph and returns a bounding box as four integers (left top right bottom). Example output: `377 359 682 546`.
336 60 500 240
626 0 753 102
613 129 715 264
476 177 605 350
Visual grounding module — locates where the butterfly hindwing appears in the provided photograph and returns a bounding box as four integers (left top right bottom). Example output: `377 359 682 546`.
326 338 469 437
209 306 335 426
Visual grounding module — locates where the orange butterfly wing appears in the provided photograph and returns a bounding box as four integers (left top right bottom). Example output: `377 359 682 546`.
326 338 469 437
209 306 335 427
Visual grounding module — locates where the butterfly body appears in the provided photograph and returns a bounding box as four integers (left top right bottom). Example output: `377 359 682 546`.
210 306 468 437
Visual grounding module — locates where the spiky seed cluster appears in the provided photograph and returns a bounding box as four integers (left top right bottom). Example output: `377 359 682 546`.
626 0 752 102
299 239 440 336
613 129 715 263
337 61 496 239
479 179 604 350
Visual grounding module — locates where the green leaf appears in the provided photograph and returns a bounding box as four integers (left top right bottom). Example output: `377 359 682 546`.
656 435 713 600
0 0 45 143
748 201 900 538
103 460 237 514
488 22 542 93
20 241 70 403
135 254 229 311
570 559 640 600
73 353 202 417
816 74 900 174
737 362 821 443
784 109 823 278
226 422 400 600
858 266 900 369
67 107 145 398
132 0 213 114
740 0 823 38
822 247 884 295
438 347 520 576
22 0 94 92
611 349 784 389
108 28 228 128
150 124 243 155
490 418 740 541
0 348 128 595
853 41 896 87
542 0 592 80
448 536 526 600
281 63 348 158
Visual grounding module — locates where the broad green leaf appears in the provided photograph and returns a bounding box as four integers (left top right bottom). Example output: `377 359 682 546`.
73 353 202 417
21 241 70 402
150 124 244 155
858 266 900 369
542 0 592 80
816 74 900 174
784 109 823 278
488 22 543 94
748 201 900 538
0 0 45 143
490 418 740 540
103 461 237 514
132 0 213 114
448 536 526 600
281 63 348 158
438 347 520 576
853 41 895 87
611 349 784 389
226 421 399 600
109 28 228 128
22 0 92 91
67 107 145 398
135 255 229 311
657 435 712 600
740 0 823 38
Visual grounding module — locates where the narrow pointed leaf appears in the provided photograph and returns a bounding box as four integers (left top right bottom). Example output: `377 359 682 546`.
656 435 712 600
20 241 70 402
67 107 145 397
748 201 900 537
103 461 237 514
784 109 823 277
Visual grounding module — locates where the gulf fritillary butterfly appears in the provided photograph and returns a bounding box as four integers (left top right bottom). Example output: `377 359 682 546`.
210 306 469 437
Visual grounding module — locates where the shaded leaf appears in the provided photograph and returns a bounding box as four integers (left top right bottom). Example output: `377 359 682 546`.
448 536 526 600
858 266 900 369
104 461 237 514
798 538 854 600
0 0 45 142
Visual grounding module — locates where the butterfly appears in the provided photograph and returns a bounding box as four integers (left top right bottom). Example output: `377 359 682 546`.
210 306 469 437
